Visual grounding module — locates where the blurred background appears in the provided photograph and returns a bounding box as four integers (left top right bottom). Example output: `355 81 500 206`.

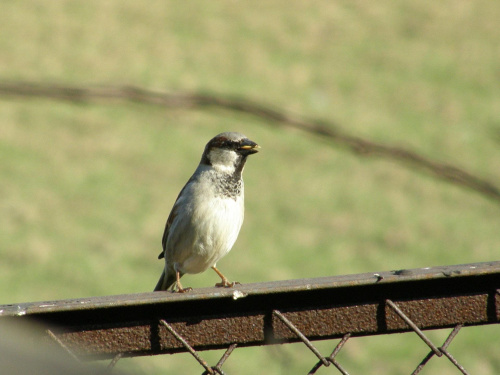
0 1 499 374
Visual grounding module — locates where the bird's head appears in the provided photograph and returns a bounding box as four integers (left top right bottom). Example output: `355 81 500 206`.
201 132 260 175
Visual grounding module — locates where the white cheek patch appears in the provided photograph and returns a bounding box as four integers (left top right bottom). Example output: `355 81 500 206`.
208 148 239 174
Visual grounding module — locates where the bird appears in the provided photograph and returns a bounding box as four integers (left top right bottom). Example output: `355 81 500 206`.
154 132 260 292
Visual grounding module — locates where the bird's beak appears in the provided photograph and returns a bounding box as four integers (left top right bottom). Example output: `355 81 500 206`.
240 144 260 150
239 140 260 154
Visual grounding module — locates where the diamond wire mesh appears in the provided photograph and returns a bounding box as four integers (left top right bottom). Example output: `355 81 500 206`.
45 308 488 374
4 263 497 374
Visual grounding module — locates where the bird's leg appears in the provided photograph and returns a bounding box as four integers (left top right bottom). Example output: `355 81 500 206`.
174 270 192 293
212 266 239 288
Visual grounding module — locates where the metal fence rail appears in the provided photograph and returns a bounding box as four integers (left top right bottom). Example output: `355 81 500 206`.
1 261 499 374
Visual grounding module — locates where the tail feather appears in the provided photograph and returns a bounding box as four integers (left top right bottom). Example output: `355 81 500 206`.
153 268 179 291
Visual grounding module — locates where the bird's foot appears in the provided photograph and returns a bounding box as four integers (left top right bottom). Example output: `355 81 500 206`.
211 266 240 288
173 278 192 293
215 279 241 288
173 286 192 293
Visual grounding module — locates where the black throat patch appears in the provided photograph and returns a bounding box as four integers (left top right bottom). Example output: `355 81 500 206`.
211 171 243 200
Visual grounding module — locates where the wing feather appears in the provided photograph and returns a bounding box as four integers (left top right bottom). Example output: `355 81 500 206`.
158 176 196 259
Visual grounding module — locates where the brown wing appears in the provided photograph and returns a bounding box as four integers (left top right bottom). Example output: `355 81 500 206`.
158 203 178 259
158 176 195 259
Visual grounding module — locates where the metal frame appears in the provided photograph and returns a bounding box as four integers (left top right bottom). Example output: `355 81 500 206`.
1 261 499 372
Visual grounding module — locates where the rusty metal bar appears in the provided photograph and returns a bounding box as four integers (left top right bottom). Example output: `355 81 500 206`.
46 329 81 363
386 299 442 356
273 310 330 367
159 319 215 374
0 261 498 360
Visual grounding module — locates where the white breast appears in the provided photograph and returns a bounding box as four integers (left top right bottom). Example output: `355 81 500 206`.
166 166 245 275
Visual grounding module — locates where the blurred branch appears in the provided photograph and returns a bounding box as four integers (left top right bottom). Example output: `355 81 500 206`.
1 80 499 204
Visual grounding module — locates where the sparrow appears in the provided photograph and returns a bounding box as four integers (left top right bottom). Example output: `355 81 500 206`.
154 132 260 292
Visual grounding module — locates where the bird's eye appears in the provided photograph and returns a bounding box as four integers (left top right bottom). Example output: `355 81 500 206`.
222 140 238 149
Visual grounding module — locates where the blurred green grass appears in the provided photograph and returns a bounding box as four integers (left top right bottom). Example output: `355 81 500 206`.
0 1 499 374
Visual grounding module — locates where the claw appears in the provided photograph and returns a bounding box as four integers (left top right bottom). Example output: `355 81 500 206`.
212 266 240 288
175 286 193 293
215 280 240 288
173 269 192 293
